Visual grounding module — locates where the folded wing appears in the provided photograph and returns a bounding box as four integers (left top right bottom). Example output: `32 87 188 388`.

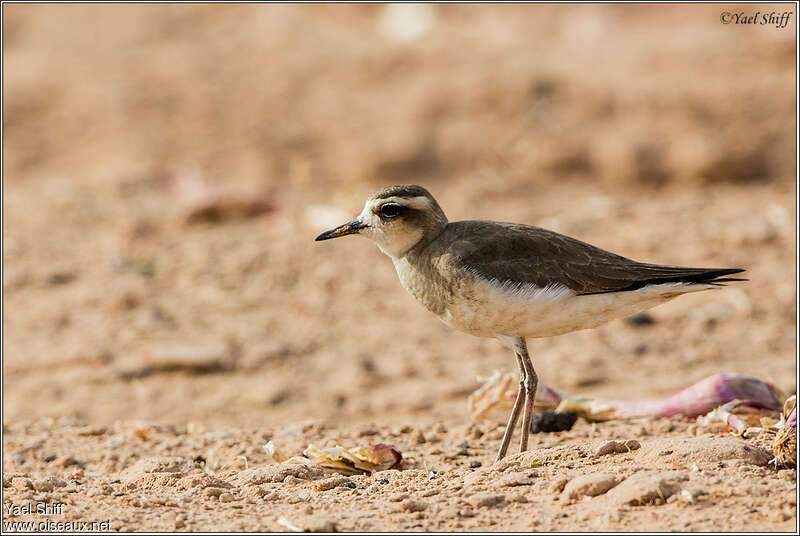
444 221 745 295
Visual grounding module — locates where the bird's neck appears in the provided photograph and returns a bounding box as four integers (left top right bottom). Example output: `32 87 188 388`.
401 222 448 260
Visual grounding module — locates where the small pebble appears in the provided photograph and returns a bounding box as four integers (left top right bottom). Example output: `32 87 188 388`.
291 514 337 533
315 476 350 491
401 499 428 512
59 456 82 468
509 492 529 503
205 487 224 498
33 480 55 492
626 313 655 327
12 478 33 491
561 473 619 501
605 471 686 506
468 492 505 508
594 439 641 457
549 477 569 494
498 473 535 487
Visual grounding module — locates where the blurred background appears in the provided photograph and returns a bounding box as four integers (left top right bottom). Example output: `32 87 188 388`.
3 4 796 430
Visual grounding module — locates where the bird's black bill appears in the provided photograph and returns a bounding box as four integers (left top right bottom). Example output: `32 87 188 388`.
314 220 367 241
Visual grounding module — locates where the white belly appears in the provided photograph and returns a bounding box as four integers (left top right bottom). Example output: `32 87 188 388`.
440 276 714 338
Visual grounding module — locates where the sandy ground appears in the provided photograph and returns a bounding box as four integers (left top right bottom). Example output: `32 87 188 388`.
2 4 797 532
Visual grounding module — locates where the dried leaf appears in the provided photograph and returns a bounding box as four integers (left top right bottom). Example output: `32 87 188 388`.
303 443 402 475
264 440 401 475
264 440 288 463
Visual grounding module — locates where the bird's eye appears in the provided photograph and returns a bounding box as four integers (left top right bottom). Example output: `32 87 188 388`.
379 203 403 218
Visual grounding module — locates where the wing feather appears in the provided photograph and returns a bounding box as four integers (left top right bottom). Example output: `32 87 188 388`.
439 221 744 295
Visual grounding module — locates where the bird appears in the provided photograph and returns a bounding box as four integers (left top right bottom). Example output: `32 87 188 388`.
314 184 745 462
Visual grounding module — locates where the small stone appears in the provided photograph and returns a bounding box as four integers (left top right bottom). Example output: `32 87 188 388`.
492 459 520 473
77 425 108 436
413 431 427 444
561 473 619 502
357 425 378 437
626 313 655 327
292 514 337 532
143 342 233 375
498 473 535 487
636 437 771 467
549 477 569 494
509 491 529 503
463 469 489 487
606 471 686 506
218 492 234 503
469 461 482 469
401 499 428 512
33 479 55 492
59 456 82 468
47 271 76 285
315 476 351 491
234 464 324 485
388 492 409 502
12 477 34 491
205 487 224 498
594 439 641 456
468 492 505 508
39 477 67 492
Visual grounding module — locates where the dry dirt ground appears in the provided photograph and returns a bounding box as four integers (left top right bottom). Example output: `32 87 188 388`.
2 4 797 532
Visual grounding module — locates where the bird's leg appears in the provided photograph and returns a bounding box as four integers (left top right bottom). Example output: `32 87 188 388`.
516 337 538 453
494 350 526 463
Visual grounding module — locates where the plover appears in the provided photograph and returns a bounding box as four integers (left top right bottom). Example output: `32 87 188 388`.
315 185 745 461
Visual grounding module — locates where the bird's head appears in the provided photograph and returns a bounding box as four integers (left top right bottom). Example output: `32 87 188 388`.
315 184 448 258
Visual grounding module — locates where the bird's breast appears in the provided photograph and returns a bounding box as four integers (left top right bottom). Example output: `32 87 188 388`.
392 256 495 335
391 256 452 318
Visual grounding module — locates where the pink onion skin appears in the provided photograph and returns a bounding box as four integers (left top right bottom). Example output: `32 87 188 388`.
535 384 564 407
372 443 403 465
605 373 782 419
786 408 797 438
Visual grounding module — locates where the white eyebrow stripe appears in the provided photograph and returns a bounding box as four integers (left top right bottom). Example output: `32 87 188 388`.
372 195 432 210
404 196 433 209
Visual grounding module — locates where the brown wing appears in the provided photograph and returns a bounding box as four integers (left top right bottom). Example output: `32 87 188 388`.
440 221 744 295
